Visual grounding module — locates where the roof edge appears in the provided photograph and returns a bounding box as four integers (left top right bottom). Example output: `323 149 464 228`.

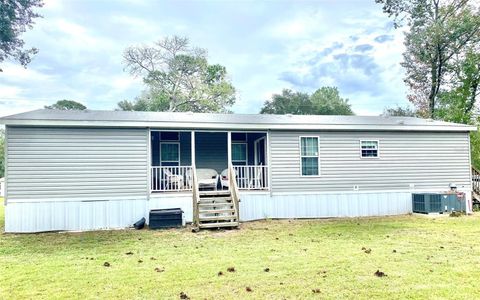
0 118 476 132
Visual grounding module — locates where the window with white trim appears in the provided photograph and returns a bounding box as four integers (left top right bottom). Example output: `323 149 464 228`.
360 140 379 158
160 142 180 166
300 137 319 176
232 143 247 165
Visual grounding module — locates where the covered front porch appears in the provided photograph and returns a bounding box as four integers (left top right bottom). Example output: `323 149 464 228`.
149 130 269 193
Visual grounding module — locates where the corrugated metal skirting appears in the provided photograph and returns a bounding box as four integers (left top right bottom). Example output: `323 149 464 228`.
239 192 412 221
5 192 414 232
5 199 147 233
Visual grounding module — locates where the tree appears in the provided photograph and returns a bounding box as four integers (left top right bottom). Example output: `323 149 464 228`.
45 100 87 110
309 87 354 115
0 0 43 72
120 36 236 113
260 87 354 115
260 89 311 114
436 49 480 124
0 128 4 178
381 105 417 117
376 0 480 118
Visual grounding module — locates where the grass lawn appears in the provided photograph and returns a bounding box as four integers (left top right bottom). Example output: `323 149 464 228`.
1 202 480 299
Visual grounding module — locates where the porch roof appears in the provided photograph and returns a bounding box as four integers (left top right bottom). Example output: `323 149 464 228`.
0 109 476 132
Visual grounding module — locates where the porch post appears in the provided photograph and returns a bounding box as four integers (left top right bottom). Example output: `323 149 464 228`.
227 131 232 167
191 131 196 167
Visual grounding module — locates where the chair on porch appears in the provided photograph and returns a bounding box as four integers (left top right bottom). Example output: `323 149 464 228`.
196 168 219 190
220 168 238 190
163 168 184 190
249 164 264 189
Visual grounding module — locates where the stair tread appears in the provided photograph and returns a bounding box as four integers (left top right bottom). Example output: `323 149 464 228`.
199 208 235 213
199 215 237 221
199 221 239 228
199 197 232 202
200 191 231 196
198 202 234 207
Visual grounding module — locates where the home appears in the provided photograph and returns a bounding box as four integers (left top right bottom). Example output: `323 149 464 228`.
0 109 476 232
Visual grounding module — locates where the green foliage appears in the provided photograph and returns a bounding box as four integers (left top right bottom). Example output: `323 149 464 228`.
377 0 480 118
120 36 236 113
0 0 43 71
470 129 480 170
45 100 87 110
260 87 354 115
260 89 311 114
436 50 480 124
0 128 4 178
381 105 417 117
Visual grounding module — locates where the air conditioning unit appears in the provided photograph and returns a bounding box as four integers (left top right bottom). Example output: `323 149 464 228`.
412 193 465 214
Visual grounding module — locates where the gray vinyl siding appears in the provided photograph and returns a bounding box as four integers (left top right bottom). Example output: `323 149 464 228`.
6 127 148 200
269 131 471 193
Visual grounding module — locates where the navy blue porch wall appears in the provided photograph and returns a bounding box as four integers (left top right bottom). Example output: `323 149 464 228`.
195 132 228 173
150 131 266 170
151 131 191 166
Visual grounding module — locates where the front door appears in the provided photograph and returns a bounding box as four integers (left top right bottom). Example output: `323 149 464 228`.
254 137 266 166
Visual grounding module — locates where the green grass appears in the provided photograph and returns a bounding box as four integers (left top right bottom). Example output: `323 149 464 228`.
1 202 480 299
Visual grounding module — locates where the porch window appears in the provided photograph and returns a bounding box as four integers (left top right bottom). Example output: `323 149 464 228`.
360 140 379 158
232 143 247 165
160 142 180 166
300 136 319 176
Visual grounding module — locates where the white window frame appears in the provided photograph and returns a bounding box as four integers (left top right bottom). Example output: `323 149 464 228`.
160 142 181 166
232 142 248 165
299 136 320 177
359 139 380 159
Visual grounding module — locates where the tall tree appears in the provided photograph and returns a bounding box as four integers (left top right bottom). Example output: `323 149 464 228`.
381 105 417 117
376 0 480 118
120 36 236 113
45 100 87 110
260 89 311 114
309 87 354 115
260 87 354 115
0 0 43 72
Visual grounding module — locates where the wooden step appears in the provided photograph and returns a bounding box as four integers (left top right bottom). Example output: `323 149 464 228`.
198 203 233 209
199 221 239 229
199 197 232 202
200 191 231 197
198 208 235 214
199 215 237 221
473 191 480 203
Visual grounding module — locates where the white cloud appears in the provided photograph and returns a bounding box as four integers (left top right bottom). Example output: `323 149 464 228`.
0 1 412 116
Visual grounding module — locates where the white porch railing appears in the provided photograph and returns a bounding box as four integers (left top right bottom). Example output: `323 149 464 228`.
150 166 193 192
234 165 269 190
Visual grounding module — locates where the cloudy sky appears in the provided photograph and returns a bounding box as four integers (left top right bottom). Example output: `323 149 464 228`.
0 0 410 117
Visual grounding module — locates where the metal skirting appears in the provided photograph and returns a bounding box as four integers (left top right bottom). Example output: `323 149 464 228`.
4 191 424 232
5 198 147 233
239 192 412 221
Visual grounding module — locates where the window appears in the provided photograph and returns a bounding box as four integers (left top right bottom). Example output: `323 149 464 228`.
360 140 379 158
300 137 319 176
232 143 247 165
160 142 180 166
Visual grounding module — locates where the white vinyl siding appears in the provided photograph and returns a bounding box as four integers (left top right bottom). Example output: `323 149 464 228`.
270 131 471 193
6 127 148 200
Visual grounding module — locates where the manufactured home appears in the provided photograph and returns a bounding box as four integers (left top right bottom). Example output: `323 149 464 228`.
0 109 477 232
